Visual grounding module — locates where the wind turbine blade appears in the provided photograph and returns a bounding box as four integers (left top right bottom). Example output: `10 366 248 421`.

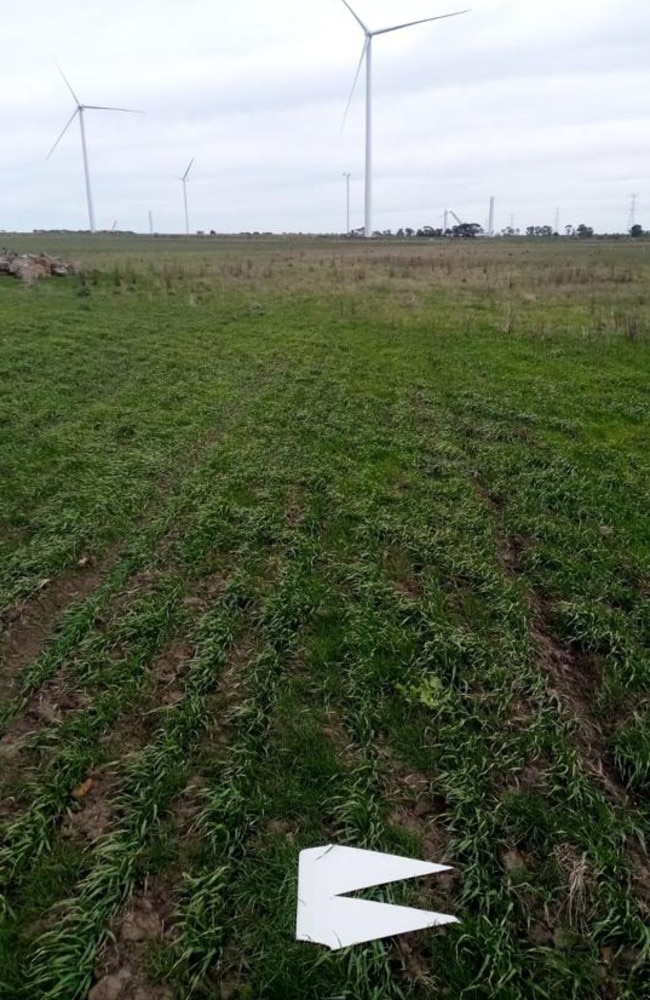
46 108 79 159
83 105 143 113
182 158 195 181
54 61 81 105
341 38 368 130
373 9 470 36
341 0 369 33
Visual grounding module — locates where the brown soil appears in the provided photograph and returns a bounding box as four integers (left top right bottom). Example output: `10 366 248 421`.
383 544 423 600
150 639 194 706
377 753 459 985
321 711 362 769
393 576 422 600
0 556 109 706
62 770 121 843
530 600 629 805
89 880 176 1000
500 533 534 574
284 498 304 529
0 669 91 754
381 758 454 871
213 639 259 720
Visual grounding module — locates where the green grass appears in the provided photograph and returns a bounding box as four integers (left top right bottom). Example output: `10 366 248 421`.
0 235 649 999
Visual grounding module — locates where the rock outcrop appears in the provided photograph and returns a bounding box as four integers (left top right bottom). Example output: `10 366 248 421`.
0 250 77 283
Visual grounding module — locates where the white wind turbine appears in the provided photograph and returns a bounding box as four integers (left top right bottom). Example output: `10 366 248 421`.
180 159 195 235
47 66 141 234
341 0 469 238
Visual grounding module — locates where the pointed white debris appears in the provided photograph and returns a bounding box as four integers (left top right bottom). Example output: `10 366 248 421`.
296 845 458 951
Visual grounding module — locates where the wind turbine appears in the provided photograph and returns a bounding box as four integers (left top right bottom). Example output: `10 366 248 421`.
180 159 195 235
341 1 469 238
47 66 141 234
342 171 351 234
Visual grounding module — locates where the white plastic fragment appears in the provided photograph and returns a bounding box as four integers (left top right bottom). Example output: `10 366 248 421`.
296 845 458 951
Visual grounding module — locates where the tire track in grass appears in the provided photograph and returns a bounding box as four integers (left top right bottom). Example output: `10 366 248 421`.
0 554 234 892
310 434 624 996
0 553 116 709
0 423 227 733
0 565 250 999
289 385 650 996
0 422 224 618
0 570 185 903
475 471 637 812
136 531 358 998
49 457 322 995
0 545 171 743
448 426 650 987
477 468 650 912
7 461 290 997
0 445 242 797
196 522 461 1000
87 636 262 1000
17 583 253 1000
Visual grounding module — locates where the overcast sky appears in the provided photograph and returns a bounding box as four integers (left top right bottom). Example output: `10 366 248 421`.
2 0 648 234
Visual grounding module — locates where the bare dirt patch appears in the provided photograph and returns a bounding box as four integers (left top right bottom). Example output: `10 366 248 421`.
381 759 454 866
490 523 630 806
99 631 201 761
284 490 305 529
62 770 121 844
530 601 628 805
378 756 459 986
149 640 194 707
321 710 362 769
0 669 91 750
0 557 110 705
89 880 176 1000
500 533 534 574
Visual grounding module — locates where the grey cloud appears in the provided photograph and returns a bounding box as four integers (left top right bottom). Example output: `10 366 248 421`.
1 0 648 233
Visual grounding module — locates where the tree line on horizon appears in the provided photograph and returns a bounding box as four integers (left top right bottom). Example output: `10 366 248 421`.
347 222 648 240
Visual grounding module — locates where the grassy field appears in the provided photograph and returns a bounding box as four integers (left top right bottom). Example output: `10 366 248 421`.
0 234 649 999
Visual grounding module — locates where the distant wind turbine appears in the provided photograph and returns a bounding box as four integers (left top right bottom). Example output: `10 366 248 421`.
47 65 142 234
180 159 195 235
340 1 469 238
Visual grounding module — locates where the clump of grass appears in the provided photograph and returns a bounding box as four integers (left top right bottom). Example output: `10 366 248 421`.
613 714 650 792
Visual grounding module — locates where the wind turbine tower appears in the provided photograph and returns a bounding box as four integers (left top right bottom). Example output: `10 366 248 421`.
341 1 469 239
628 193 638 233
342 172 352 234
181 159 195 235
488 196 495 236
48 66 141 233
